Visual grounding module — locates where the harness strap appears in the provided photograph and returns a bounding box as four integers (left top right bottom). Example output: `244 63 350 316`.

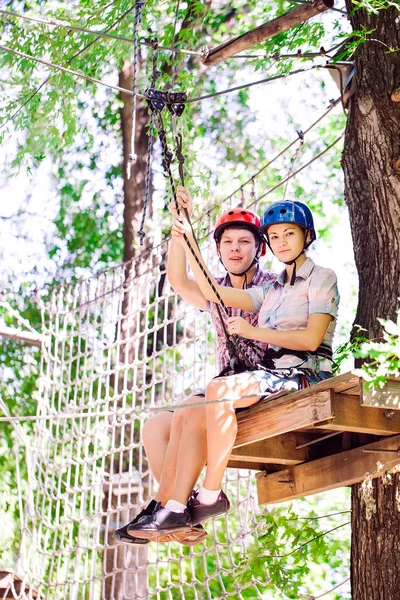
260 342 332 370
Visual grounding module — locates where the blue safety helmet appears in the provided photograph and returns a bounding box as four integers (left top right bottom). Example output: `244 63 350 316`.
260 200 316 248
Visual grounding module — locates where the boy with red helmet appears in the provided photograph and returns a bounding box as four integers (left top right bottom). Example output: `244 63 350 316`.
114 186 274 546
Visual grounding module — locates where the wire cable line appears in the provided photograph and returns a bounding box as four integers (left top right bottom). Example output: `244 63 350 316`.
0 43 143 97
0 9 203 56
250 132 344 207
0 4 139 131
186 64 324 103
0 42 332 109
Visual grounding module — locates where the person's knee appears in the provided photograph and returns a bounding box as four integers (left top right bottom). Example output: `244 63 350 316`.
142 412 173 448
205 380 219 400
205 381 234 414
182 404 206 432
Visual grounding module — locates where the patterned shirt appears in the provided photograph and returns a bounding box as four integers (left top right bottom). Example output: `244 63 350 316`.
206 266 276 373
246 258 339 372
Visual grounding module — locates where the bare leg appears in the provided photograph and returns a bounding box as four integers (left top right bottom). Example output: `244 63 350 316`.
143 395 207 505
142 412 173 482
203 373 261 491
169 403 208 505
153 411 184 504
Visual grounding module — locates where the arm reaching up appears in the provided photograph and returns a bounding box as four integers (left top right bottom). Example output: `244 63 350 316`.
167 187 208 310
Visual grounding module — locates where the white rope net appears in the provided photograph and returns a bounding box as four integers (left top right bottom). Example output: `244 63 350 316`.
6 233 270 600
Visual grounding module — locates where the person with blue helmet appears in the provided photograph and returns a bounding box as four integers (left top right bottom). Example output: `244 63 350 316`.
127 197 339 541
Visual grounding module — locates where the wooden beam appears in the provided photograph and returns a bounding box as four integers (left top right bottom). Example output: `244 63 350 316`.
0 570 42 599
228 459 267 471
202 0 334 67
360 377 400 410
257 434 400 505
314 393 400 435
0 325 44 347
231 433 309 465
235 390 333 447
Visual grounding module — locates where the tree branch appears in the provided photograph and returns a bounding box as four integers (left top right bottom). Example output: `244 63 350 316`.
202 0 334 66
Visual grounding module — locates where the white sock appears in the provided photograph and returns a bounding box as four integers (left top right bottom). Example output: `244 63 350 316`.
197 487 221 505
165 499 187 513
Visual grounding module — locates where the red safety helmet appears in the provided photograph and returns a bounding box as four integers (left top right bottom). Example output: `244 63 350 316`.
213 208 267 256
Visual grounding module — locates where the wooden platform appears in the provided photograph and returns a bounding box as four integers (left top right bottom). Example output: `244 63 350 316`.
0 569 42 599
229 372 400 505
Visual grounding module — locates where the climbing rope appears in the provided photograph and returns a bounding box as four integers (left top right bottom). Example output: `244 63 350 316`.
148 100 270 369
126 0 145 179
135 52 268 370
170 0 181 89
283 129 305 200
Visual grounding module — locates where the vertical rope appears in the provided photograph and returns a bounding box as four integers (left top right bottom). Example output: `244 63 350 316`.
137 42 160 245
283 129 304 200
127 0 145 180
171 0 181 89
137 112 155 245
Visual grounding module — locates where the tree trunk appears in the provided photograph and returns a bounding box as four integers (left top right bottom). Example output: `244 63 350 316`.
351 472 400 600
119 60 153 365
120 60 152 265
342 3 400 341
342 4 400 599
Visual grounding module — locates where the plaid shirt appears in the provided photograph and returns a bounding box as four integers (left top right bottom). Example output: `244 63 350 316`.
246 258 339 372
206 267 276 373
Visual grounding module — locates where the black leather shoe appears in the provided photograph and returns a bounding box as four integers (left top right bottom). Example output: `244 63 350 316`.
113 501 161 545
127 506 192 540
188 490 230 526
113 524 150 546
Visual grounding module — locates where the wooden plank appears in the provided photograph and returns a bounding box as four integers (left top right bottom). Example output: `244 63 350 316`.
257 434 400 505
0 570 42 599
360 377 400 410
228 459 267 471
0 325 44 347
235 390 333 447
339 384 360 396
314 393 400 435
231 433 309 465
202 0 334 67
244 371 359 416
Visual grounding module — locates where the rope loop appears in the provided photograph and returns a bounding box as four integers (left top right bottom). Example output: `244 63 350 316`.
175 132 185 185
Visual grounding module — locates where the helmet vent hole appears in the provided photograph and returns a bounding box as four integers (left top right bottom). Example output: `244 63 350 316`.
268 210 273 215
241 211 246 215
228 211 234 215
280 208 287 214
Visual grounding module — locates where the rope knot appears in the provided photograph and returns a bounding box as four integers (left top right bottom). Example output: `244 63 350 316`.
126 153 137 180
137 229 146 246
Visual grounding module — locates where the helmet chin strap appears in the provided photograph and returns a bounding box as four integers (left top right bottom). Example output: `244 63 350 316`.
280 230 308 286
281 250 304 285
